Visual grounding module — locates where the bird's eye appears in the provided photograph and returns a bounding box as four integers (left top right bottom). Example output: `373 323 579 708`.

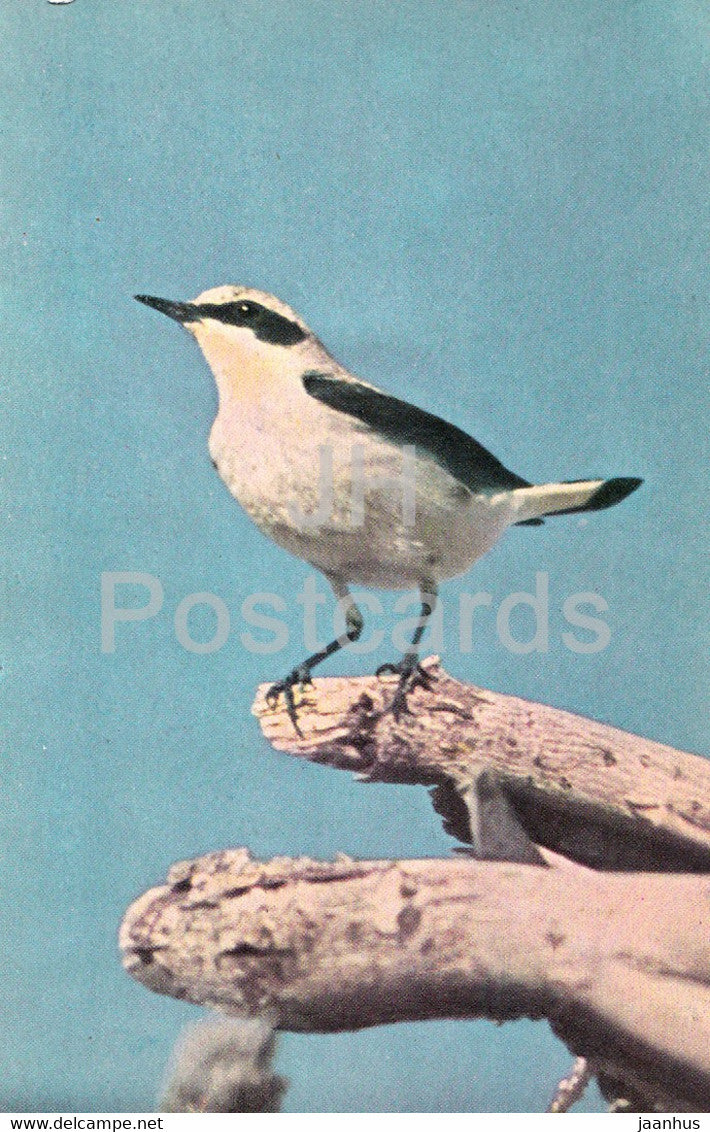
238 302 256 319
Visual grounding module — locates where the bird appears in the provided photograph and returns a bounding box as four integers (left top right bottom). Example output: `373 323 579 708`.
135 285 642 731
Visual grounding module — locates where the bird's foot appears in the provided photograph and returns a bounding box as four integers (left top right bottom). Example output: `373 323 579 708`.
376 655 436 720
264 665 313 736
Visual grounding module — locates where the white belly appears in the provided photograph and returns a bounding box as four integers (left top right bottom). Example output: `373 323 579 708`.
208 399 515 589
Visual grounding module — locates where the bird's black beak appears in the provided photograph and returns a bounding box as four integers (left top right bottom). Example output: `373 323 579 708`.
134 294 201 323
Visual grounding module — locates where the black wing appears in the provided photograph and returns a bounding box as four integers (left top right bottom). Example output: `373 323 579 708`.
302 371 532 496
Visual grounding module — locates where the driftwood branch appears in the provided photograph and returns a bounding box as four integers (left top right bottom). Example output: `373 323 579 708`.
121 848 710 1111
253 657 710 871
547 1058 591 1113
121 664 710 1110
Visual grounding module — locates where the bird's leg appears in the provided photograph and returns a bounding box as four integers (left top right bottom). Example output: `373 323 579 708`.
376 583 438 719
265 586 363 735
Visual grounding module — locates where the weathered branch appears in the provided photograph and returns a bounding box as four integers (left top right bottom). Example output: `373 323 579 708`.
253 657 710 871
121 848 710 1111
547 1057 591 1113
121 667 710 1110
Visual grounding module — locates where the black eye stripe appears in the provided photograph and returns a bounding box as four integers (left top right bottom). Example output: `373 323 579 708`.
195 300 307 346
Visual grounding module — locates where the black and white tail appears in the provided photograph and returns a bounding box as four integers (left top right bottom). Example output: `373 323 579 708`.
512 477 643 525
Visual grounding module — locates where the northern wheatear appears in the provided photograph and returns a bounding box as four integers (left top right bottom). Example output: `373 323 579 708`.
136 286 642 730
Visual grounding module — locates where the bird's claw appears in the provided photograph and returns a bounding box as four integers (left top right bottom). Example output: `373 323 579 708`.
376 656 436 719
265 666 312 735
376 657 435 687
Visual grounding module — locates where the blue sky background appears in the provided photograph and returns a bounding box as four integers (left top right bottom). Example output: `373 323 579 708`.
1 0 708 1113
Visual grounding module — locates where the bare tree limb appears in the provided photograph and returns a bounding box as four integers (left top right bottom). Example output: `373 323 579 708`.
121 848 710 1111
122 667 710 1110
252 657 710 871
547 1057 591 1112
